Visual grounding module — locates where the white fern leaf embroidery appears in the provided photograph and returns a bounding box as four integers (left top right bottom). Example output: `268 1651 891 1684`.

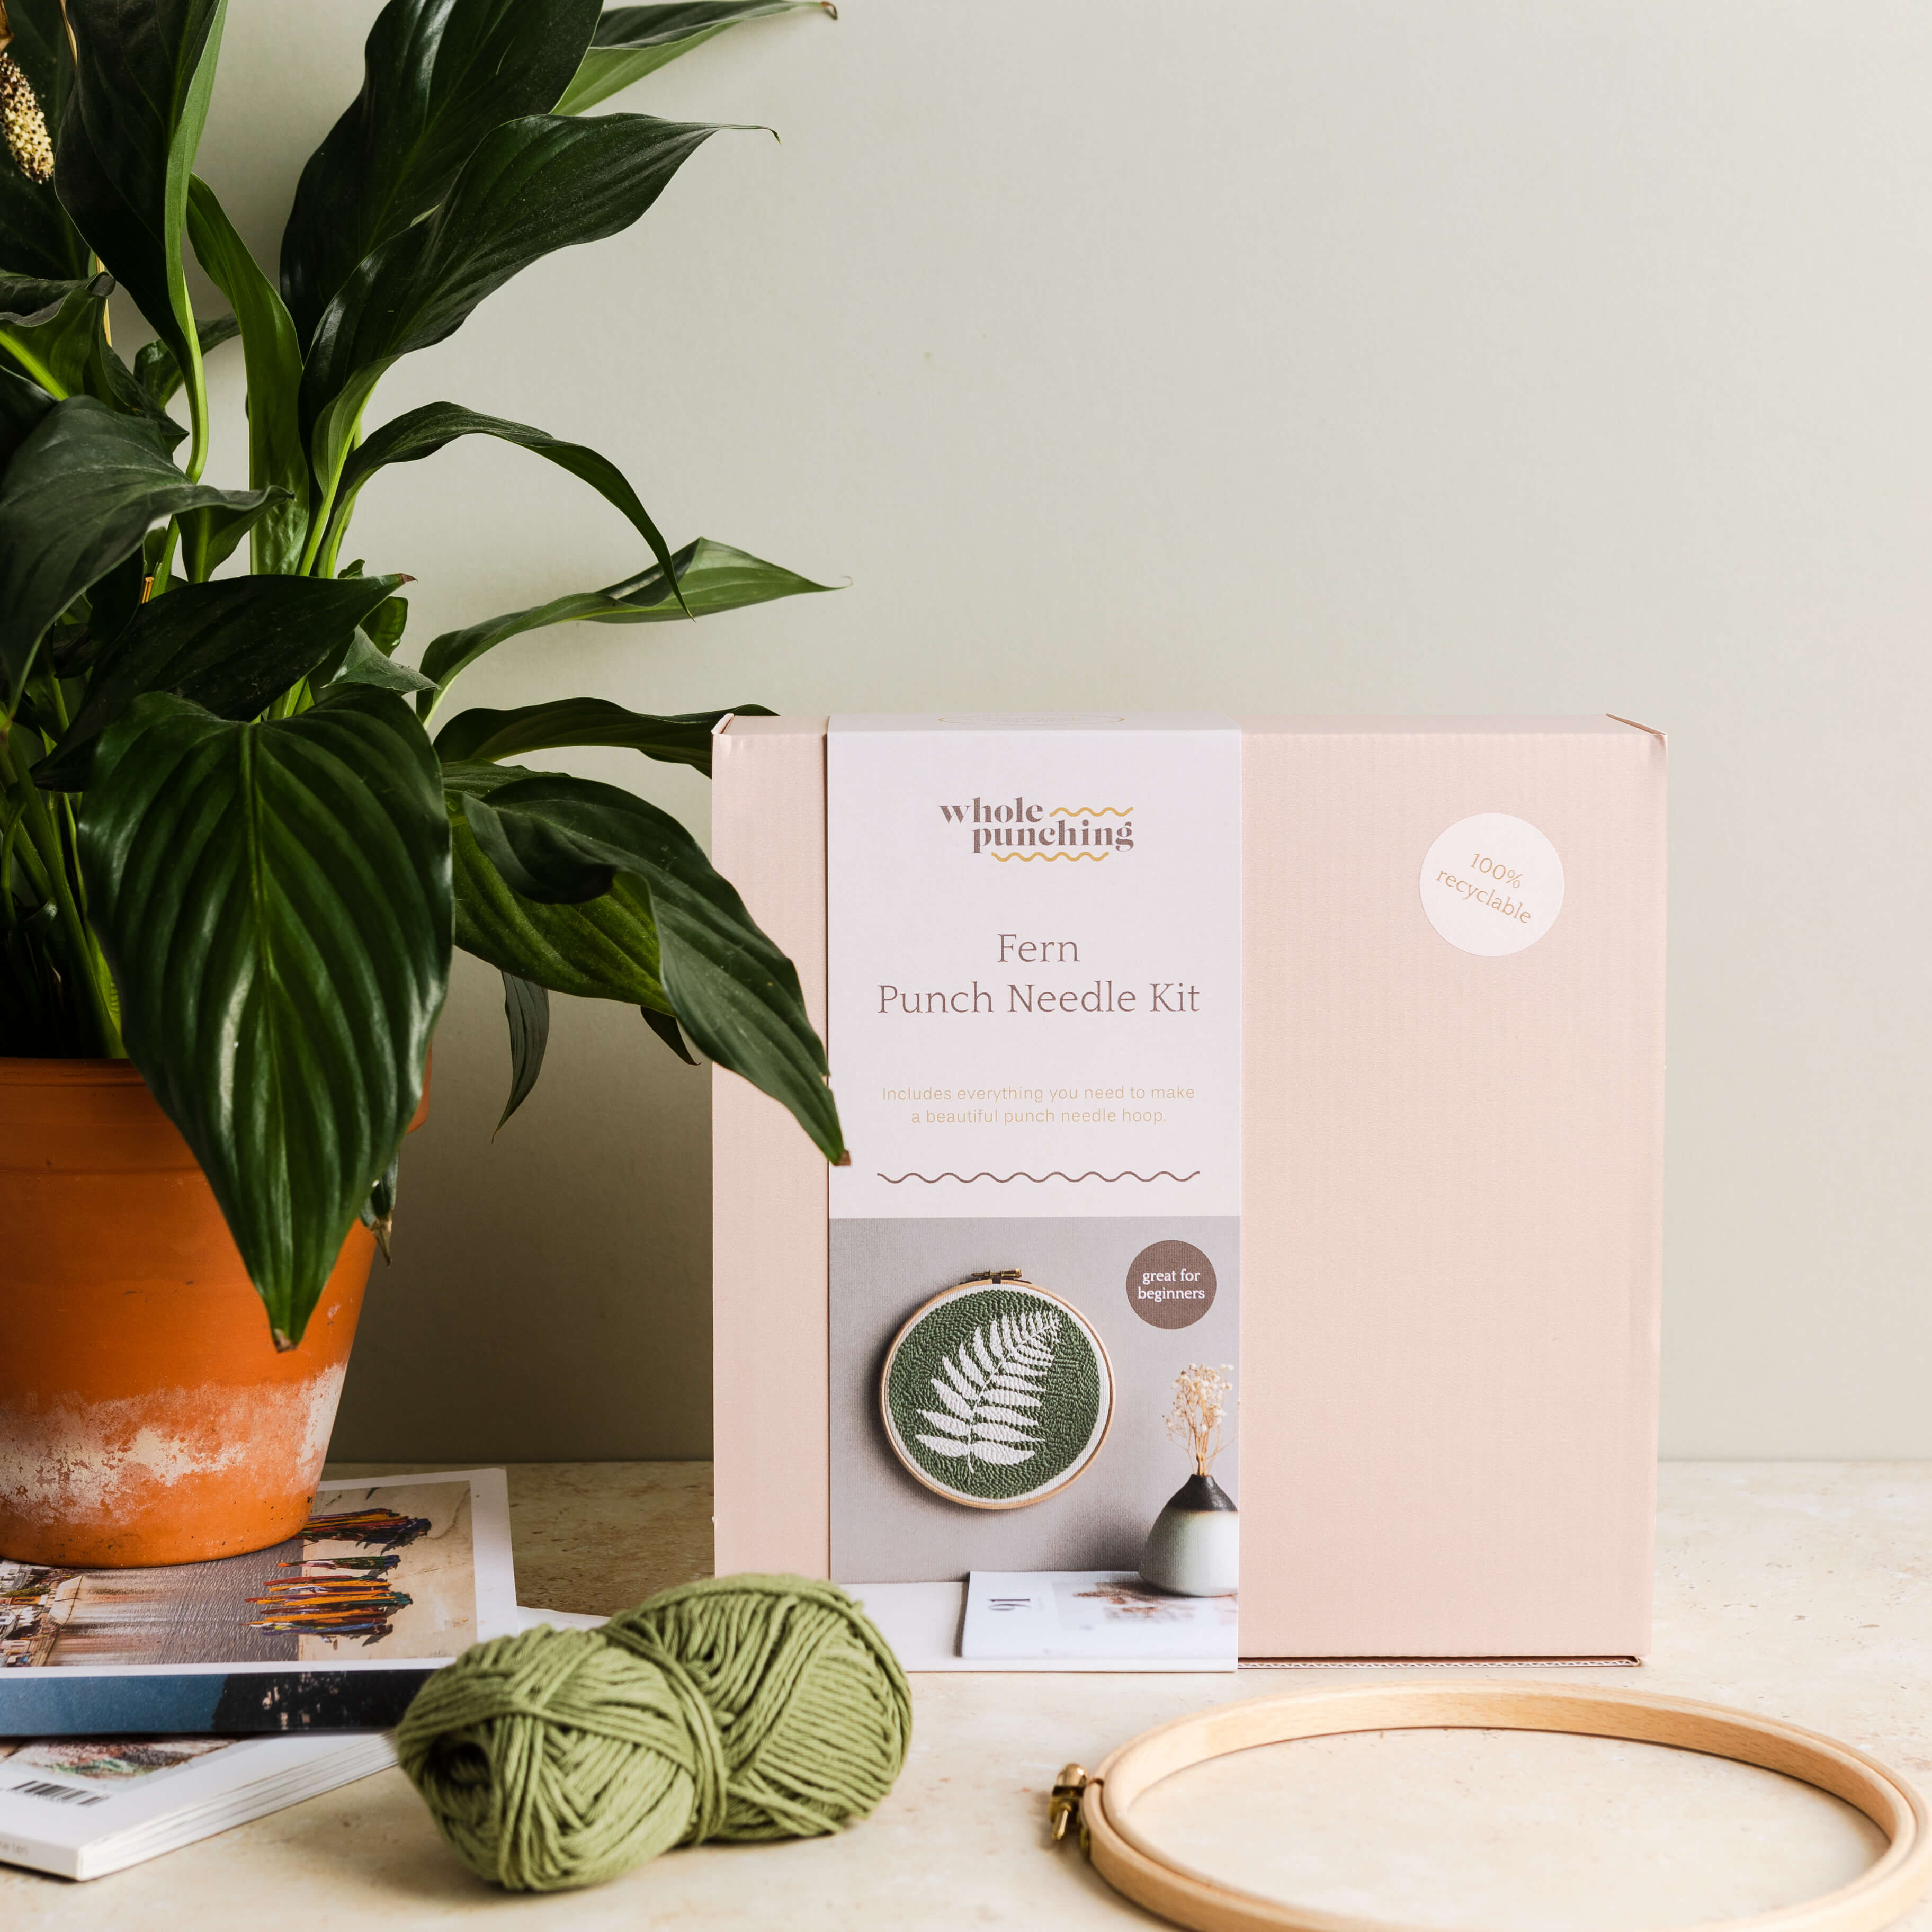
929 1379 973 1423
940 1357 980 1401
924 1307 1063 1475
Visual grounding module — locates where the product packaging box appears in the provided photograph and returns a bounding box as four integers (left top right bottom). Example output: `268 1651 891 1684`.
713 715 1665 1660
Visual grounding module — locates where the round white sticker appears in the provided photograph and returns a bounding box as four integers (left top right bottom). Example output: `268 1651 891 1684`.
1419 813 1564 956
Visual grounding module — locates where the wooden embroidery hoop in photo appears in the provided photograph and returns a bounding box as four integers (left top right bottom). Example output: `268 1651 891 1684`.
1054 1679 1932 1932
879 1272 1114 1510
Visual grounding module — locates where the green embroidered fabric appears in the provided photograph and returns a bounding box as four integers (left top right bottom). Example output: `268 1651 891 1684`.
883 1284 1106 1504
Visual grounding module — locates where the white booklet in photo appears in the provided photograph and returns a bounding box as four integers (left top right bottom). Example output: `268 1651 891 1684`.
0 1469 518 1737
960 1570 1236 1666
0 1603 588 1880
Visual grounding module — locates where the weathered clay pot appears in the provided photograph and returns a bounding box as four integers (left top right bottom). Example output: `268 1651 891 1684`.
0 1057 420 1567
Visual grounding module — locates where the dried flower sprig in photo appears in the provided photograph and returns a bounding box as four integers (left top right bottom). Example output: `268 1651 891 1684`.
1165 1363 1234 1476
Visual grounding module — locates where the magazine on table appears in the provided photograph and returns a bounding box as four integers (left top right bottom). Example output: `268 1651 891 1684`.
0 1468 517 1738
0 1603 598 1880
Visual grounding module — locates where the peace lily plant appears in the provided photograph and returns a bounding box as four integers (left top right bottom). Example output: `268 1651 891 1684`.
0 0 845 1349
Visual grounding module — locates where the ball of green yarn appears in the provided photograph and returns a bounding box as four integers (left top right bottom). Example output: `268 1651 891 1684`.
396 1575 913 1893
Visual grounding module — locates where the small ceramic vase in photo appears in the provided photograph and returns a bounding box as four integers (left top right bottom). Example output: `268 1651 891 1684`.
1140 1471 1239 1596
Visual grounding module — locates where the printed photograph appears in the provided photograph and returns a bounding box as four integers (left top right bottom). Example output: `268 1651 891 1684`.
831 1216 1240 1583
0 1479 479 1671
0 1736 237 1782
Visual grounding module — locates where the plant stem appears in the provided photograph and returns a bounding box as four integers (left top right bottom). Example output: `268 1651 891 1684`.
298 488 336 576
149 521 179 596
1 807 47 907
315 516 347 580
0 732 123 1055
300 420 363 577
181 329 209 484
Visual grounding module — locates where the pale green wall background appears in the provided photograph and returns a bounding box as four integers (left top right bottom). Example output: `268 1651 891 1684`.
164 1 1929 1460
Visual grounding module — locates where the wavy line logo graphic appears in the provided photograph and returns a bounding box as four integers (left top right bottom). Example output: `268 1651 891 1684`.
1048 804 1133 816
990 851 1108 863
878 1169 1202 1185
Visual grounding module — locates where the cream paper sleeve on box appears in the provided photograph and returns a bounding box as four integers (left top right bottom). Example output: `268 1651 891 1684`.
713 717 1666 1660
821 716 1242 1667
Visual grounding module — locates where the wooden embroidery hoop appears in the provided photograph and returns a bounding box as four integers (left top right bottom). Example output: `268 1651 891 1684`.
1058 1680 1932 1932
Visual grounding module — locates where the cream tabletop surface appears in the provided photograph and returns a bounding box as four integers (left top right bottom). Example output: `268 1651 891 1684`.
2 1461 1927 1930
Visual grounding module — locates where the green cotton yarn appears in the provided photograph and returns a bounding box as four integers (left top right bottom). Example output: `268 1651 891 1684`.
395 1575 913 1893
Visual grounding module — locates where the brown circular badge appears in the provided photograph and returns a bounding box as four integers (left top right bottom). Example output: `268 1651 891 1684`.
1124 1240 1217 1329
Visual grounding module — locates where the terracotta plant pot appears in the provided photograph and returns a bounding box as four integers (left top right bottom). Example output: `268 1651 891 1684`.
0 1057 424 1568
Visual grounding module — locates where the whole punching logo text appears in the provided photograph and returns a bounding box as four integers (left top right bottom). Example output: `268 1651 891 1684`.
937 796 1135 861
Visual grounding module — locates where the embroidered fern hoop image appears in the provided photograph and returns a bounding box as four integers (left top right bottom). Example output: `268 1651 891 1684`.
880 1279 1114 1509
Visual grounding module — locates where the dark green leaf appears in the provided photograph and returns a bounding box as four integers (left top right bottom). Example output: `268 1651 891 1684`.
77 550 147 663
92 335 185 446
330 628 436 693
54 0 227 466
323 402 677 589
177 485 290 583
279 0 602 351
444 757 669 1004
0 362 57 470
132 312 239 407
0 396 272 696
640 1004 697 1065
306 564 410 691
77 685 451 1346
497 971 550 1130
0 2 88 282
462 789 613 902
434 697 770 773
459 770 840 1159
419 592 624 709
364 592 409 655
418 538 834 704
0 271 186 449
186 177 310 573
300 112 723 506
35 571 407 790
559 2 832 115
45 617 101 679
0 270 107 397
453 806 668 1004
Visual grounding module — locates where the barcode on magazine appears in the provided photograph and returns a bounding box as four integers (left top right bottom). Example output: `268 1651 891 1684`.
10 1778 108 1807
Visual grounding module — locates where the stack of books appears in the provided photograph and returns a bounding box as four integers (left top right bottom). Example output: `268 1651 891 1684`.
0 1468 562 1880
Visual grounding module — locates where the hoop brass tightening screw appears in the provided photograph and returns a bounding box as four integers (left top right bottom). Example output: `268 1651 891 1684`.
961 1268 1024 1285
1049 1763 1092 1849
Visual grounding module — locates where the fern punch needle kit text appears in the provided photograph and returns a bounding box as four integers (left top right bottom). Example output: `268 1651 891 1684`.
712 715 1667 1661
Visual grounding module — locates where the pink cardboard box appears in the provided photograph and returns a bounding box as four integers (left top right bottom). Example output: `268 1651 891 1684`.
713 717 1666 1658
